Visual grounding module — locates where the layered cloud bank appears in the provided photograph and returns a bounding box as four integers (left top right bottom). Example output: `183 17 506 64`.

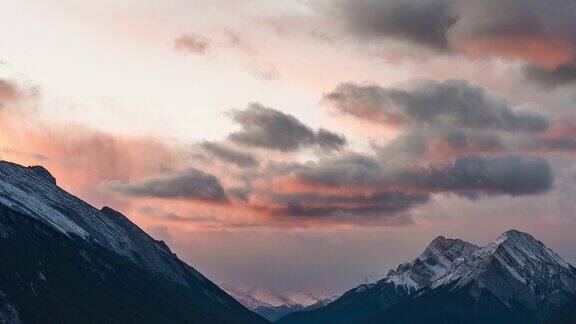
0 75 568 229
334 0 576 67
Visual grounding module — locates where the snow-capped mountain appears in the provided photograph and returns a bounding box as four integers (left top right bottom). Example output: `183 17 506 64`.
379 235 479 292
428 230 576 319
279 230 576 324
0 161 265 323
223 285 332 321
279 235 478 323
247 287 300 308
222 285 277 310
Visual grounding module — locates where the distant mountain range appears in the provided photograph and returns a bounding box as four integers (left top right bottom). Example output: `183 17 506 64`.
279 231 576 324
222 285 336 321
0 161 265 323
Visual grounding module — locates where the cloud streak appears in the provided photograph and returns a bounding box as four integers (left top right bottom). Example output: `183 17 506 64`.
323 79 548 132
174 33 212 54
109 168 228 203
338 0 455 50
174 31 280 80
331 0 576 68
198 141 258 168
523 63 576 88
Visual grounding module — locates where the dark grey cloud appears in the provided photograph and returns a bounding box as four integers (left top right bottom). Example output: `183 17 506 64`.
247 152 552 221
269 192 430 218
332 0 576 65
174 33 212 54
199 141 258 168
405 155 554 196
323 79 549 132
291 154 381 187
229 103 346 152
441 130 505 151
446 0 576 45
337 0 455 50
282 154 553 197
110 168 227 202
315 129 347 151
523 63 576 88
520 136 576 153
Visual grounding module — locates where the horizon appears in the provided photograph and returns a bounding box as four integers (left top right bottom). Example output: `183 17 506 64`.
2 0 576 296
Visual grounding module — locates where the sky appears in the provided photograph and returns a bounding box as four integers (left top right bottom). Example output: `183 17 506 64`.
1 0 576 295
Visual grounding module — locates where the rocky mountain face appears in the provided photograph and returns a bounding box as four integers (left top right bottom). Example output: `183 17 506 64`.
279 230 576 324
0 161 266 323
544 297 576 323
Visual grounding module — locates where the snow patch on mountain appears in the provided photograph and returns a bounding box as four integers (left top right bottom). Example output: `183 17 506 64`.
433 230 576 290
380 236 479 292
0 160 239 307
221 285 275 310
247 287 298 307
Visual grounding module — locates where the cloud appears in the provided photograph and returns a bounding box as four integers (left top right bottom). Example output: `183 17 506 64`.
331 0 576 67
198 141 258 168
270 192 430 218
0 79 39 110
0 74 560 227
405 155 554 196
174 33 212 54
337 0 455 50
315 129 347 151
0 79 19 107
223 31 280 80
229 103 346 152
279 154 553 197
323 79 549 132
174 31 280 80
446 0 576 67
523 63 576 88
109 168 228 203
241 152 552 223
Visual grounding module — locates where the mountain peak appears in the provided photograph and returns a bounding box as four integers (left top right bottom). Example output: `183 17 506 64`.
489 229 571 270
421 236 478 266
433 229 575 296
495 229 534 243
382 236 478 291
426 235 447 248
27 165 57 185
425 235 461 251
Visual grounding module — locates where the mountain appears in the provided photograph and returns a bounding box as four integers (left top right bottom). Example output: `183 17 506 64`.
246 287 300 308
279 230 576 324
222 285 331 322
278 236 478 323
544 297 576 323
0 161 266 323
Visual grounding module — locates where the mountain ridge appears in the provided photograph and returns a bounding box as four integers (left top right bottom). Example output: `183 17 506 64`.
223 284 334 321
0 160 266 323
279 229 576 324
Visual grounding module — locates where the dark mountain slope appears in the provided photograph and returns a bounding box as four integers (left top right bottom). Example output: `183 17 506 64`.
0 161 266 323
544 297 576 324
363 282 537 324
